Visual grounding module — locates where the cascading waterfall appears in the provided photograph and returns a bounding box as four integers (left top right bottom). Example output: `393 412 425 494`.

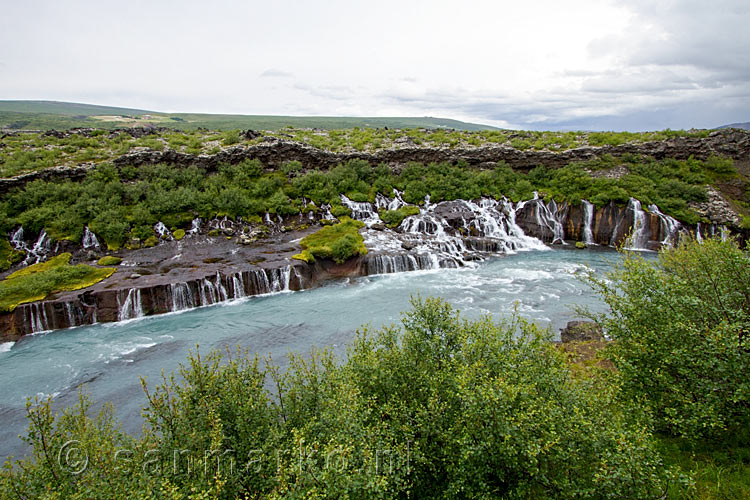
10 228 52 265
340 195 382 227
82 226 100 249
648 204 681 246
154 222 173 241
581 200 596 245
170 282 195 311
187 218 202 235
65 302 78 327
357 193 551 275
28 303 49 333
117 289 144 321
622 198 650 250
531 195 567 244
232 272 246 299
696 223 703 242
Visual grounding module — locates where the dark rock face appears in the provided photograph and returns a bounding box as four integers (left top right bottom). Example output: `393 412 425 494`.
560 321 604 343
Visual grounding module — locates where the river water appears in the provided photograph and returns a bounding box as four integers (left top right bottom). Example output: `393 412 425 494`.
0 246 633 460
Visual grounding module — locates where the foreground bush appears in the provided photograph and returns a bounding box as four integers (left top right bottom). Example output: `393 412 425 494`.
587 236 750 441
1 298 677 499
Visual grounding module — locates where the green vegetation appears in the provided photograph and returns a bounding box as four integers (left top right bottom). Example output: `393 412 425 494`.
380 205 421 227
0 100 496 131
1 297 680 499
292 217 366 263
0 239 24 272
586 237 750 442
0 253 115 312
96 256 122 266
0 153 740 250
172 229 185 240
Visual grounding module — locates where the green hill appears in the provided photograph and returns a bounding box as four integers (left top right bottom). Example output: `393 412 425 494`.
0 100 498 131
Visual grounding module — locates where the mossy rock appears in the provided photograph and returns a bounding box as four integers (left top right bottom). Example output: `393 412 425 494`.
0 253 115 313
143 236 159 248
207 229 220 237
575 241 586 249
97 256 122 266
173 229 186 240
297 217 367 264
292 251 314 264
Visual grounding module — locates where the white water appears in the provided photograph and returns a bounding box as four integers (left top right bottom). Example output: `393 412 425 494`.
648 204 681 247
154 222 173 241
623 198 650 250
117 289 144 321
0 247 637 462
82 226 100 250
581 200 596 246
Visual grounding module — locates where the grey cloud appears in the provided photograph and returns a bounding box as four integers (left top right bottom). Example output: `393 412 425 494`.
260 69 294 79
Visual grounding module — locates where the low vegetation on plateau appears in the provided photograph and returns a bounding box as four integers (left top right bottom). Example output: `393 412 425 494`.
2 237 748 499
0 253 115 312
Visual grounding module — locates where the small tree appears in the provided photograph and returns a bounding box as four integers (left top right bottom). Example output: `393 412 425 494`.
586 236 750 441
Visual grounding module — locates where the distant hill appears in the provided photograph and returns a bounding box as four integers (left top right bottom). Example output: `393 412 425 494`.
717 122 750 130
0 100 499 131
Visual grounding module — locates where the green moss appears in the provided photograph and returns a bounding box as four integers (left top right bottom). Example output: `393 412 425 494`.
0 253 115 312
97 256 122 266
380 205 421 228
0 239 25 272
207 229 220 237
143 236 159 248
173 229 186 240
295 217 366 264
575 241 586 249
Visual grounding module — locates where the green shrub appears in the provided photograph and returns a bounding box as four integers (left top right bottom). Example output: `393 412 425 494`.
0 298 678 499
585 237 750 441
330 204 352 218
380 205 420 228
143 236 159 248
0 239 24 272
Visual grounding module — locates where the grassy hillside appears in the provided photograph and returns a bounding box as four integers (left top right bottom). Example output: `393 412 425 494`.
0 100 498 131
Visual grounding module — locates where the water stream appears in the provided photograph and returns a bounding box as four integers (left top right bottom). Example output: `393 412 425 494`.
0 247 639 460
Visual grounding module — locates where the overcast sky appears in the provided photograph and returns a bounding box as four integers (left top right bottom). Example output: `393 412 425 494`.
1 0 748 130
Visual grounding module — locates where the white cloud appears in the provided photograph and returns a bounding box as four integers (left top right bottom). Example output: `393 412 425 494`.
0 0 748 130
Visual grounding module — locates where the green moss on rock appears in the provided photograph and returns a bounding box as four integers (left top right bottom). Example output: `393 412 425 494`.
97 256 122 266
0 239 25 272
0 253 115 312
293 217 366 264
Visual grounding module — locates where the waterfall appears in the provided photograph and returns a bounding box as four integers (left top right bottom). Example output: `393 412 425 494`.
623 198 649 250
201 279 218 305
117 289 144 321
321 204 336 221
531 196 567 244
232 272 246 299
340 195 382 227
696 223 703 242
65 302 77 327
648 204 681 246
215 271 228 301
187 218 202 235
154 222 173 241
170 282 195 311
28 303 49 333
581 200 596 245
82 226 100 249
